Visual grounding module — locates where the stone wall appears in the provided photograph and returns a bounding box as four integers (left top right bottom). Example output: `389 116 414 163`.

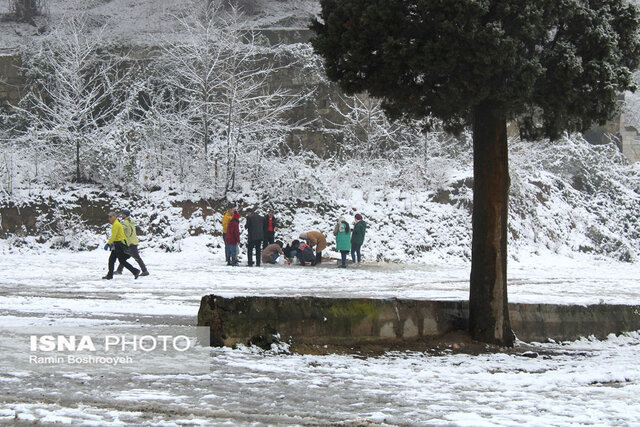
198 295 640 350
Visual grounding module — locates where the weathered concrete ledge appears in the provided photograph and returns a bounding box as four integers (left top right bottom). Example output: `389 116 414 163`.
197 295 640 349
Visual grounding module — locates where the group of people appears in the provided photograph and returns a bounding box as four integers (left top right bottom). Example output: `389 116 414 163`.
221 207 367 268
102 210 149 280
100 206 367 278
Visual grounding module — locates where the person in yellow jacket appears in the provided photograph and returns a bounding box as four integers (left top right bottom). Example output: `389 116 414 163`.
221 206 236 263
115 209 148 276
103 211 139 280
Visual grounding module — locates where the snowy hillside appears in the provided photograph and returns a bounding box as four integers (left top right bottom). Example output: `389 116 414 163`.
1 0 640 264
3 134 639 264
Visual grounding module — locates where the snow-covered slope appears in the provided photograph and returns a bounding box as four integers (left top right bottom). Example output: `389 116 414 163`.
2 1 639 264
3 135 639 264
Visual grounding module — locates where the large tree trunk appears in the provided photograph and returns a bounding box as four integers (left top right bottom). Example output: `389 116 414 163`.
469 103 514 346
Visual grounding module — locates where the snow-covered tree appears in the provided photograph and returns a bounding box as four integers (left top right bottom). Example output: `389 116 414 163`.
153 1 303 195
326 93 468 192
328 93 401 161
12 13 133 184
312 0 640 346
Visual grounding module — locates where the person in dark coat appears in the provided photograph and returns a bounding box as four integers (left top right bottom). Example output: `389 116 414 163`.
283 239 300 264
245 208 265 266
225 211 241 266
262 210 278 249
299 231 327 265
351 213 367 263
296 242 316 266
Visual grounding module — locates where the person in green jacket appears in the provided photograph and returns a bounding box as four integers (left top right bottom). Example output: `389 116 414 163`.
351 213 366 263
333 216 351 268
103 212 139 280
115 209 149 276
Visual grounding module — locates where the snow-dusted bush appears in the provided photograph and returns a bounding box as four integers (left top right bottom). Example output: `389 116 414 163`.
33 207 99 251
510 135 640 261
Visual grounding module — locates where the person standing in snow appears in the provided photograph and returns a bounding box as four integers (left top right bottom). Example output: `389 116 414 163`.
333 217 351 268
262 210 278 249
245 208 265 267
221 206 236 262
115 209 149 276
262 240 285 264
351 213 367 263
225 210 241 266
103 212 139 280
299 231 327 265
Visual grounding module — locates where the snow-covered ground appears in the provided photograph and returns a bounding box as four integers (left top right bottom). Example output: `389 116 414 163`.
2 333 640 425
1 242 640 425
2 0 640 423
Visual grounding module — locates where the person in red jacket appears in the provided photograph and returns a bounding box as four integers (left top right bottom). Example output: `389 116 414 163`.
262 210 278 249
224 211 241 266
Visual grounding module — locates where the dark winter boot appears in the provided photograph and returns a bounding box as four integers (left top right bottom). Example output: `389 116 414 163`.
133 269 140 279
114 270 123 275
140 271 149 276
102 275 113 280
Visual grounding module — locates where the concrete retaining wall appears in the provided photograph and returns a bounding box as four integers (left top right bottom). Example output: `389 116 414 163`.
197 295 640 348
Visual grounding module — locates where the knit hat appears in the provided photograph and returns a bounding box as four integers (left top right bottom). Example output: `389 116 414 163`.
355 213 362 220
121 209 131 216
299 232 308 240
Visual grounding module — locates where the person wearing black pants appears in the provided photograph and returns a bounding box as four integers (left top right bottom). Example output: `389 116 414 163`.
108 241 139 278
115 209 149 276
245 208 264 267
103 212 139 280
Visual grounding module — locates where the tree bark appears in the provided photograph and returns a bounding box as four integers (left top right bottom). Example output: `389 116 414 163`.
469 102 514 346
75 139 81 183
